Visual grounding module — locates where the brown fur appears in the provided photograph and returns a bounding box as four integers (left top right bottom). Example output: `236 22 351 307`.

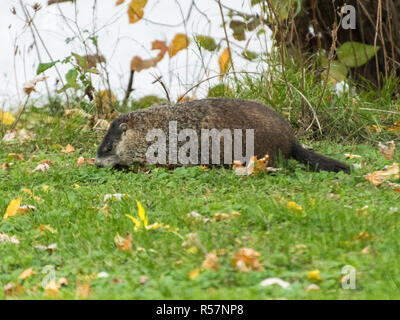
95 98 349 173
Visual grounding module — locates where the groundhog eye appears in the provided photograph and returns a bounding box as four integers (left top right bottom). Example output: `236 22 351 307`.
119 123 128 132
106 145 113 152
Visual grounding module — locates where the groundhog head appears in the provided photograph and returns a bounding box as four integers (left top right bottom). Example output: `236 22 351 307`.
95 115 146 168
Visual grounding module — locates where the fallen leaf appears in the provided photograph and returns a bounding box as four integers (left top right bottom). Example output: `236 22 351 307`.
61 144 75 154
7 153 24 160
214 211 241 221
114 233 132 251
34 243 57 254
189 268 200 280
305 284 320 291
18 205 36 215
139 275 149 285
362 246 370 254
4 282 24 296
44 280 59 297
0 233 20 245
39 224 57 234
33 163 50 172
354 231 374 241
3 198 22 220
77 156 85 167
185 211 210 224
0 110 16 126
201 250 220 271
307 270 321 282
232 248 262 272
104 193 129 202
18 268 36 280
365 163 399 185
76 282 90 299
344 153 361 159
259 278 290 289
1 163 10 170
378 141 395 160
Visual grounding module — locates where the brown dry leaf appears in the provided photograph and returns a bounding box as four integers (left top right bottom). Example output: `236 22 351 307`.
214 211 241 221
218 48 231 77
44 280 59 297
81 54 106 69
8 153 24 160
130 40 168 72
58 277 68 286
234 155 269 176
127 0 147 24
168 34 190 58
365 163 399 185
3 198 22 220
4 282 24 296
18 268 36 280
253 154 269 173
40 159 53 165
76 282 90 299
77 156 85 167
116 0 125 5
384 119 400 133
1 163 10 170
139 276 149 285
378 141 395 160
362 246 370 254
0 233 20 245
201 250 220 271
18 204 36 215
61 144 75 154
34 243 57 254
114 233 132 252
232 248 262 272
32 163 50 172
344 153 361 159
23 76 48 95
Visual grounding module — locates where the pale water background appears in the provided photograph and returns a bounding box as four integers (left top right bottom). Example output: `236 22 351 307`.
0 0 271 111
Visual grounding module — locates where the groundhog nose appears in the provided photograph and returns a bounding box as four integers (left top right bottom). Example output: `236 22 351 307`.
95 158 104 168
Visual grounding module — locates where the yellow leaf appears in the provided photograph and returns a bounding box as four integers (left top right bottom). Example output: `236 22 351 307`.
18 268 36 280
126 214 142 232
189 268 200 280
128 0 147 24
3 198 22 220
136 201 148 226
145 222 162 230
287 201 303 212
168 34 190 58
218 48 231 78
39 224 57 234
307 270 321 282
187 246 198 254
0 110 16 126
116 0 125 5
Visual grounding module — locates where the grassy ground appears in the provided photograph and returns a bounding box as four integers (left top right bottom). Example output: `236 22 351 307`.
0 109 400 300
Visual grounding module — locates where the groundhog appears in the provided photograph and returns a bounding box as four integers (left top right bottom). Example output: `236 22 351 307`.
95 98 350 173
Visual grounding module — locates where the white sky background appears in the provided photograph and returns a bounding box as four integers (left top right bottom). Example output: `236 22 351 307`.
0 0 271 111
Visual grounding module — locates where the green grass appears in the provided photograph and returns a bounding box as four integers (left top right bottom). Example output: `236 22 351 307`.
0 110 399 300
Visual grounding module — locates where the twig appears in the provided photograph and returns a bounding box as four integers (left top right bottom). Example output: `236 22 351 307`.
217 0 236 76
10 95 30 131
152 75 171 103
123 70 135 105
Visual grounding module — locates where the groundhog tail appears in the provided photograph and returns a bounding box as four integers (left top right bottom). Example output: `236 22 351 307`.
291 143 350 173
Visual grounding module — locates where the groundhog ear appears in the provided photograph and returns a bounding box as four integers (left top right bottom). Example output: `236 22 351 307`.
119 123 128 132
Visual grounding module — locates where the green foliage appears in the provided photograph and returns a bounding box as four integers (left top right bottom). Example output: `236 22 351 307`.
207 83 234 98
130 95 166 110
195 35 218 52
337 42 380 68
36 61 59 75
